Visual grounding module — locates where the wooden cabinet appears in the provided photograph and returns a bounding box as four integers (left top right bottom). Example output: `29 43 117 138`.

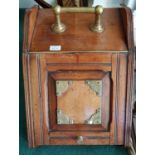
23 6 134 147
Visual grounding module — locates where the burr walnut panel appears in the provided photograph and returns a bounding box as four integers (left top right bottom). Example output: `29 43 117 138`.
56 80 102 124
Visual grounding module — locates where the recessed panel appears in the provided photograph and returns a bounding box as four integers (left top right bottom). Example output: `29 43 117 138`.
56 80 103 124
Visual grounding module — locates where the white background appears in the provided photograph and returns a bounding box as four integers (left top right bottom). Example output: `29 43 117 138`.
0 0 154 155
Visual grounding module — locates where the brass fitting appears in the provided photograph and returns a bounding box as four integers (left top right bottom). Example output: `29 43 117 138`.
51 5 104 33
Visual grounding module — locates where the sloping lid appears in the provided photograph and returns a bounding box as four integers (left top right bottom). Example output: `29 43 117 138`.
27 8 128 52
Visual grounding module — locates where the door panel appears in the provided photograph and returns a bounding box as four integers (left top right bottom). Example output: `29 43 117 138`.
48 70 111 131
36 53 127 145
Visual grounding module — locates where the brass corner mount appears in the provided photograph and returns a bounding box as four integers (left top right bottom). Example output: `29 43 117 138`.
51 5 104 33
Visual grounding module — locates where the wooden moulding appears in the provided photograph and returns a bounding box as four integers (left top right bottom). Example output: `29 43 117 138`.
23 5 39 53
110 53 127 145
22 53 45 147
22 53 35 147
120 7 135 146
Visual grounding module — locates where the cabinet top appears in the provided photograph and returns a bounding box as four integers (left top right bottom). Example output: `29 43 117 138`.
23 7 131 53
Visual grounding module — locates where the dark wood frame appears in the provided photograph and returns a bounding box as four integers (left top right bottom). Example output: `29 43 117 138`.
48 70 111 131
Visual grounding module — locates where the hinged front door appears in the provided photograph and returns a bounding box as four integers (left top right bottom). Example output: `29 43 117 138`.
36 53 127 145
48 70 110 132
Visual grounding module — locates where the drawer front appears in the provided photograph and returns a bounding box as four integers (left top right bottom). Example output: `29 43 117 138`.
23 53 127 147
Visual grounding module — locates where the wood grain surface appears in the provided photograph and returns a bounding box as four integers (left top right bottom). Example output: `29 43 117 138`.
30 8 127 52
22 6 134 147
57 80 102 124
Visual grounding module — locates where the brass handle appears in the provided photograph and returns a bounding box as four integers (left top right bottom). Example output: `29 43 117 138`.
76 136 84 144
51 5 104 33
